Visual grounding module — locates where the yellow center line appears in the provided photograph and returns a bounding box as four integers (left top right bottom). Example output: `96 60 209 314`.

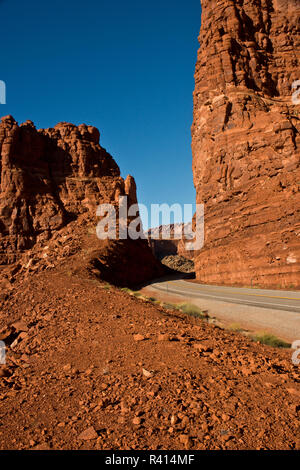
169 281 300 301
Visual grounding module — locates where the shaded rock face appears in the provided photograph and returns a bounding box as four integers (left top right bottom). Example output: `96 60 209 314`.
0 115 163 286
192 0 300 289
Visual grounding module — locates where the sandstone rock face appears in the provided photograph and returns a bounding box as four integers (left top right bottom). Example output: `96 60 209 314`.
192 0 300 289
0 115 163 286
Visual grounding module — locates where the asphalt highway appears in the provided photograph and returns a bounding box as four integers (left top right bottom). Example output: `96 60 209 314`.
149 279 300 315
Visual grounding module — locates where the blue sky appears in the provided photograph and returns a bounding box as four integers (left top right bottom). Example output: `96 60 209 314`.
0 0 201 228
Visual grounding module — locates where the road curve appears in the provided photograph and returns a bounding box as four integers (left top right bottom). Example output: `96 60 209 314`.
149 279 300 314
145 277 300 342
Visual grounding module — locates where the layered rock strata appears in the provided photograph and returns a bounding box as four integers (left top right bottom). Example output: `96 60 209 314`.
192 0 300 288
0 115 163 286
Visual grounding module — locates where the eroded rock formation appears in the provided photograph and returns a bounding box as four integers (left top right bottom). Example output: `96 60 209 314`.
192 0 300 288
0 115 163 286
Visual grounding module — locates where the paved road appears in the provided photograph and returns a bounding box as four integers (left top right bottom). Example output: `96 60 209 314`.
150 279 300 314
145 278 300 342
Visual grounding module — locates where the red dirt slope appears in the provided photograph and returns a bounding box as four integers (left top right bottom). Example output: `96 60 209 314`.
0 267 299 450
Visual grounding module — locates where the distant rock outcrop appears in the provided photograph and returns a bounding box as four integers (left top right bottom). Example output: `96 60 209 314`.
0 115 163 286
160 255 194 274
145 223 194 261
192 0 300 288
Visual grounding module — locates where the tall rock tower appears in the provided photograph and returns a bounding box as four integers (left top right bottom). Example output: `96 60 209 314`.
192 0 300 288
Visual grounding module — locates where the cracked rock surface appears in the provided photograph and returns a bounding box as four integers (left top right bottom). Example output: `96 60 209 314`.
192 0 300 288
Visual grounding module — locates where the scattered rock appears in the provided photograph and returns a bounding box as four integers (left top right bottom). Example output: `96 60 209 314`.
142 368 153 378
11 321 29 333
132 417 142 426
78 426 98 441
158 334 170 342
133 334 146 342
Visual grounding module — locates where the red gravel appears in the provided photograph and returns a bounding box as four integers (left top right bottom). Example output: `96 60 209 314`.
0 268 299 450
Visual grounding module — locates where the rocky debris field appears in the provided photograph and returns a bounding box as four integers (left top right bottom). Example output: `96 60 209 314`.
0 268 299 450
160 255 194 274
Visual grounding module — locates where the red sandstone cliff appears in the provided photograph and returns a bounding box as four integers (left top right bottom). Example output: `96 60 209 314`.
192 0 300 289
0 115 163 287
